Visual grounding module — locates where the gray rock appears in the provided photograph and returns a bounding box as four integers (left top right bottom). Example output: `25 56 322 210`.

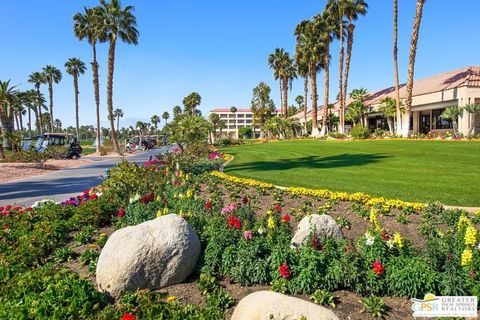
291 214 344 248
96 214 201 298
231 291 340 320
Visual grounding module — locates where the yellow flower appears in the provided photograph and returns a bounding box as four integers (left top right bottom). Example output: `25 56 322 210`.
157 208 169 218
457 214 471 230
156 195 162 202
461 248 473 266
88 244 97 249
392 232 404 249
267 216 275 229
475 210 480 216
99 233 107 237
369 208 381 230
166 296 176 302
186 189 193 199
464 225 478 246
266 209 273 216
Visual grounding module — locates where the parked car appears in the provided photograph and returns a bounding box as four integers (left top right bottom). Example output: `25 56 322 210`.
24 133 83 159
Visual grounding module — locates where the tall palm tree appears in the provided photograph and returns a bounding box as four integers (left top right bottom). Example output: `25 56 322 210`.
54 119 62 131
464 103 480 137
21 89 38 137
65 58 87 138
151 114 160 130
316 12 338 136
100 0 139 153
336 0 368 133
172 106 182 120
295 52 309 135
28 72 47 134
74 6 106 152
402 0 426 137
268 48 296 118
182 92 202 115
113 108 124 131
294 19 325 137
42 65 62 131
162 111 170 127
0 80 19 155
393 0 401 133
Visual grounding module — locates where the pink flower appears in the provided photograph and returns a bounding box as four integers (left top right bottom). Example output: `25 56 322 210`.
244 230 252 240
117 208 125 218
221 203 236 215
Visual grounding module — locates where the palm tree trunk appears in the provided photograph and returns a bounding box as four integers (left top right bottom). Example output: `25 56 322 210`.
14 113 20 132
117 117 120 133
48 80 54 131
402 0 426 137
107 39 121 153
28 106 32 137
338 20 345 134
74 72 80 138
343 21 355 134
19 112 24 134
304 76 308 135
282 77 289 119
36 87 43 135
321 45 331 136
310 64 319 137
92 42 102 152
393 0 402 134
279 79 284 116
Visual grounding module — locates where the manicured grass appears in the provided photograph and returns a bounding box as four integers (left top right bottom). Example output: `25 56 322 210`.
223 140 480 207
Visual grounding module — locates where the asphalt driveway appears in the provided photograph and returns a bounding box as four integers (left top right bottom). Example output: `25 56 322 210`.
0 147 169 207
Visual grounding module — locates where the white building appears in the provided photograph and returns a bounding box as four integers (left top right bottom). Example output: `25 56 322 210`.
209 108 260 138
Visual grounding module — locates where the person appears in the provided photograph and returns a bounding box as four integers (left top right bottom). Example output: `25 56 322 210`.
69 138 83 155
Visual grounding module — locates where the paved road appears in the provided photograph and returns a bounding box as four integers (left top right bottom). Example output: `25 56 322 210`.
0 147 169 207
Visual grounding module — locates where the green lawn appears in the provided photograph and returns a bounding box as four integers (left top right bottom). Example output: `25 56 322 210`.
223 140 480 207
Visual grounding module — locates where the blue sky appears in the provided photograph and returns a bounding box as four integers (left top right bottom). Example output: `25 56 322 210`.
2 1 480 127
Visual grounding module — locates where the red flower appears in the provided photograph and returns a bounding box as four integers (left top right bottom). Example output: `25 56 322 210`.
381 230 390 241
141 192 155 204
311 236 318 249
279 262 291 279
117 208 125 218
274 204 282 213
5 205 12 211
121 313 136 320
26 207 33 212
83 189 90 194
0 207 3 212
282 214 291 223
470 270 475 280
242 196 249 205
205 200 212 210
372 260 385 275
90 194 97 200
228 215 241 229
13 206 22 211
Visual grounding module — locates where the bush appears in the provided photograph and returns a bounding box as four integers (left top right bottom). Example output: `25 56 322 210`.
327 132 347 139
5 150 49 167
45 145 68 159
349 126 371 139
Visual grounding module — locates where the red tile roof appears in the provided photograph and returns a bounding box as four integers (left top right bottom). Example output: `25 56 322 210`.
210 108 282 113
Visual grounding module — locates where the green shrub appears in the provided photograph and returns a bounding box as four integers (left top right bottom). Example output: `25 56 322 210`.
349 126 371 139
386 255 437 298
360 296 388 319
327 132 347 139
310 289 337 308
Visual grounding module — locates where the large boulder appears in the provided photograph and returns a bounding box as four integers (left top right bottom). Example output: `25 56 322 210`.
291 214 344 248
96 214 201 298
231 291 339 320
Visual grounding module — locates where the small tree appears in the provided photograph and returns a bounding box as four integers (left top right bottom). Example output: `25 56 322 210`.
441 106 463 135
463 103 480 137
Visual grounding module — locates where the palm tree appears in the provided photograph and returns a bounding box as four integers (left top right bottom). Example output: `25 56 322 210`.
331 0 368 134
0 80 19 155
21 89 38 137
100 0 139 153
441 106 463 135
54 119 62 131
162 111 170 127
378 97 397 134
28 72 47 134
182 92 202 115
294 19 325 137
74 6 107 152
208 112 221 143
113 108 124 131
42 65 62 131
295 53 309 135
251 82 276 138
349 88 369 126
463 103 480 137
268 49 297 118
316 12 339 136
65 58 87 138
151 114 160 130
218 119 226 139
393 0 402 133
402 0 426 137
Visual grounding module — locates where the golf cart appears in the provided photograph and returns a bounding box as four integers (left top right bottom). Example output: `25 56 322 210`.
32 133 83 159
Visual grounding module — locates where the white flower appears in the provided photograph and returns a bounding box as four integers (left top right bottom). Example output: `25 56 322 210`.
129 194 140 204
365 232 375 246
257 226 266 235
32 199 57 208
386 240 394 249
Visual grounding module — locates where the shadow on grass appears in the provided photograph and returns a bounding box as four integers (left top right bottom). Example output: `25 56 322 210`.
226 153 388 172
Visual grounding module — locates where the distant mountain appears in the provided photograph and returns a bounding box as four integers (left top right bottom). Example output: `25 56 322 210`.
101 117 150 129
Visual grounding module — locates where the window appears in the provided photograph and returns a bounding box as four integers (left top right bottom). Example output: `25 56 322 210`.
410 114 413 131
432 108 453 129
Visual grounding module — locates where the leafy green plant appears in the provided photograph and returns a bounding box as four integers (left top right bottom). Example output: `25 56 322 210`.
74 226 96 245
52 247 75 263
395 213 410 224
310 289 337 308
197 273 219 295
351 203 369 220
360 296 388 319
336 216 351 229
81 249 99 266
350 126 371 140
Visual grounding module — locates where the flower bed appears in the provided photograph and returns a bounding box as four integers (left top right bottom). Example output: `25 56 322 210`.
1 151 479 319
